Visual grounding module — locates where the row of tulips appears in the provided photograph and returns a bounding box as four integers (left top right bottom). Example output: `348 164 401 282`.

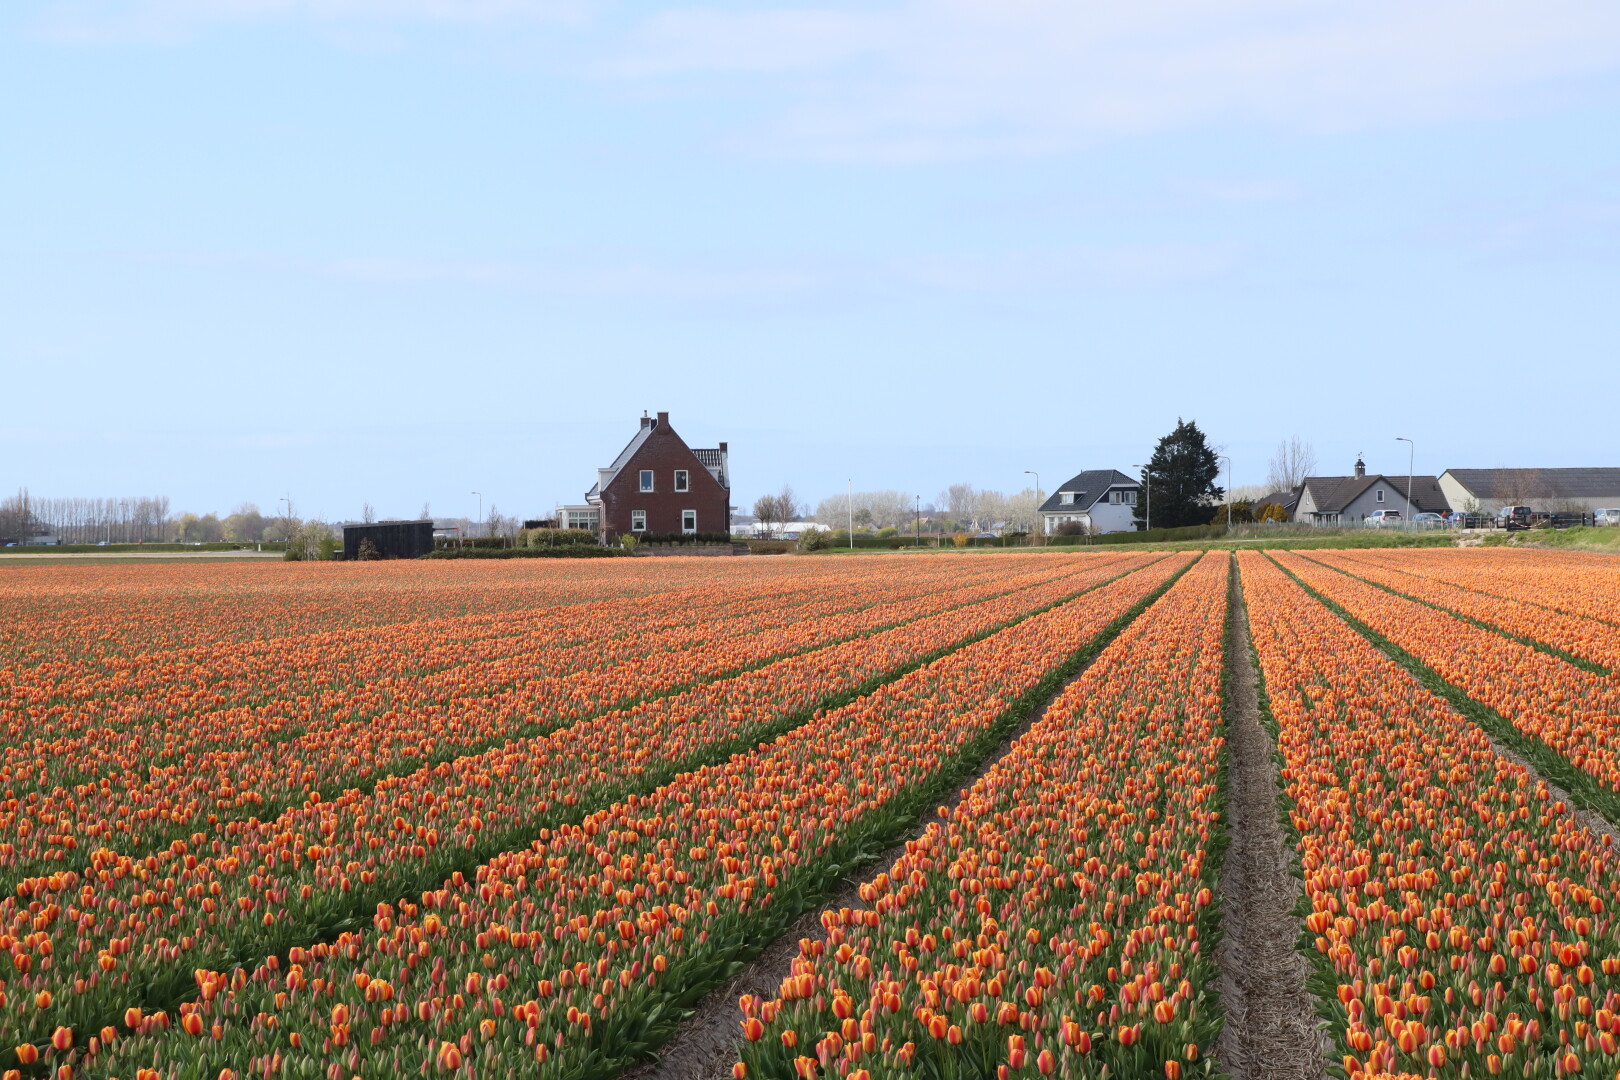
4 557 1015 715
0 559 1090 887
3 572 844 719
1 556 784 668
0 554 1188 1061
1318 550 1620 672
736 551 1231 1080
1241 550 1620 1079
1334 549 1620 631
61 554 1199 1080
1274 552 1620 818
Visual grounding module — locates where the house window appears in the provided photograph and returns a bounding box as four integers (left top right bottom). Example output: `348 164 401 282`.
1376 489 1384 503
640 470 654 492
681 510 697 533
1108 489 1138 505
674 470 689 492
631 510 647 532
1060 492 1075 505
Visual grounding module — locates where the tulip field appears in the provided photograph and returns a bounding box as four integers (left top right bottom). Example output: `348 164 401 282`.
2 546 1619 1080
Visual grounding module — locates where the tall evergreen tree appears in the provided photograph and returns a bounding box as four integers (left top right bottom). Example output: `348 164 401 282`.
1133 418 1224 529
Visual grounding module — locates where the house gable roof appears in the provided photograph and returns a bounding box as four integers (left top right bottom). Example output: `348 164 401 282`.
1038 470 1138 514
587 414 729 502
1299 474 1447 514
1442 468 1620 500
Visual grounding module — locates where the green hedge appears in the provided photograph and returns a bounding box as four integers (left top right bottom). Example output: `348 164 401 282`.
634 532 736 546
421 547 631 559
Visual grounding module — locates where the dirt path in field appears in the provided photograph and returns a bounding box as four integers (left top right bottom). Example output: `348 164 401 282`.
625 643 1114 1080
1213 562 1327 1080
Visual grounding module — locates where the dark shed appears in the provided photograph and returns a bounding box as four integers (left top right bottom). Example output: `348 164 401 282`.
343 520 434 560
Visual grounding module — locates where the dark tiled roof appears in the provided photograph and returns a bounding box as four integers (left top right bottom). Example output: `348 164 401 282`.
1444 468 1620 500
1301 474 1447 514
692 448 728 487
1039 470 1138 514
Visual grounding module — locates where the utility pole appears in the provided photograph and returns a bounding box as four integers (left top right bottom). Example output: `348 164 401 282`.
1133 464 1151 532
1024 470 1041 545
847 478 854 552
1396 437 1415 529
1218 456 1233 533
914 495 921 548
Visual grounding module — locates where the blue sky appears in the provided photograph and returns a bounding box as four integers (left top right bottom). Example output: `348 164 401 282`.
5 0 1619 521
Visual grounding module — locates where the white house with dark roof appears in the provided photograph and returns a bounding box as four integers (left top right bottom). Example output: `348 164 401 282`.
1292 457 1448 524
1038 470 1141 534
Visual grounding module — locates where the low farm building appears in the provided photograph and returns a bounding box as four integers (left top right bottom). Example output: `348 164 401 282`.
343 520 434 560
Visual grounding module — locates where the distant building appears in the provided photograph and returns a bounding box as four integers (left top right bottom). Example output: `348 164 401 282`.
584 411 730 543
343 520 434 560
1037 470 1140 534
1438 468 1620 513
554 506 601 533
1293 458 1447 524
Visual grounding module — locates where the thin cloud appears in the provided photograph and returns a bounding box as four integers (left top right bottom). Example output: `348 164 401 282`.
605 0 1620 160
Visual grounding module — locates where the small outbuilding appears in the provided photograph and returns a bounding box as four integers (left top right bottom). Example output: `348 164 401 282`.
343 520 434 560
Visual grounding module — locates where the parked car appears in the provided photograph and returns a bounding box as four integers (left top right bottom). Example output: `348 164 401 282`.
1497 505 1534 523
1595 508 1620 526
1365 509 1404 527
1412 512 1446 528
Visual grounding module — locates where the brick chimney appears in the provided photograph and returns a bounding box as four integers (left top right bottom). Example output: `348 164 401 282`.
640 411 652 430
656 411 669 428
1354 456 1366 478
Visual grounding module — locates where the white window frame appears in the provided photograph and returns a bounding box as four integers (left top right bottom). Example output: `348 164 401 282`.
674 469 689 493
1060 492 1074 505
640 470 654 493
1376 488 1385 503
631 510 647 532
681 509 697 534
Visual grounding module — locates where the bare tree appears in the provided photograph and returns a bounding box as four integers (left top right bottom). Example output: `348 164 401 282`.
418 502 432 522
362 502 376 524
753 492 790 538
1266 436 1318 493
940 483 983 530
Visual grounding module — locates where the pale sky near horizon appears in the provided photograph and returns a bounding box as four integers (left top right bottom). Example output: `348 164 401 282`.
5 1 1619 522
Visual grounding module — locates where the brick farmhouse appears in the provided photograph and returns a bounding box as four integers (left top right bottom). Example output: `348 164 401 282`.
581 412 730 543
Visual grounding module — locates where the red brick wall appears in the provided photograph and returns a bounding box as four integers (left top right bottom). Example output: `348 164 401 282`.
600 420 729 540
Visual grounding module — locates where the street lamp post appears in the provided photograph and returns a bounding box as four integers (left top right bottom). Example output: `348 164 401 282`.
847 479 854 552
472 492 482 539
1396 438 1415 529
1024 470 1041 544
1218 456 1233 533
914 495 921 548
1132 464 1151 532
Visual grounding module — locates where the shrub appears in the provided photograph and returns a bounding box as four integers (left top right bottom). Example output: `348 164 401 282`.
356 538 382 561
518 528 597 549
797 526 833 552
747 539 794 555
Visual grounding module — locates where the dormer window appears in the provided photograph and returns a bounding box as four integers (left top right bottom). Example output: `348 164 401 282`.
640 470 654 492
674 470 689 492
1060 492 1075 505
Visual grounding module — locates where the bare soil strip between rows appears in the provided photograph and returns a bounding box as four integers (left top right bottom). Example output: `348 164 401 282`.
621 559 1195 1080
1212 556 1327 1080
